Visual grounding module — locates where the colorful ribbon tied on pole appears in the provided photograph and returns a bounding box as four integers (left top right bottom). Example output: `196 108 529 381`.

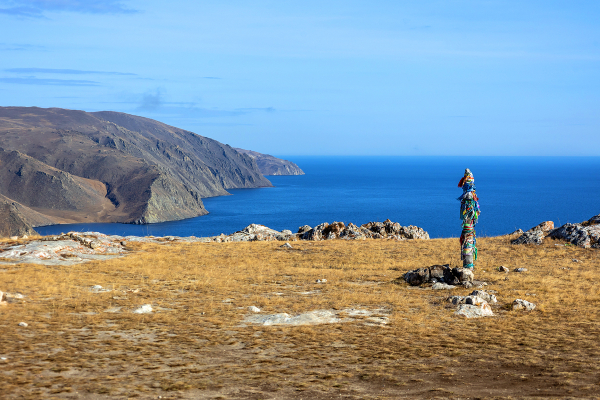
457 168 480 268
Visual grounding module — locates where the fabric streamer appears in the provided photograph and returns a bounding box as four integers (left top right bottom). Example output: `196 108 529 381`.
457 168 480 268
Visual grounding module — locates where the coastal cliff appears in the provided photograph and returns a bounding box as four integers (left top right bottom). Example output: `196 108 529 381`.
234 148 304 176
0 107 275 230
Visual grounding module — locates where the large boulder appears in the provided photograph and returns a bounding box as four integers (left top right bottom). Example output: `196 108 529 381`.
404 268 430 286
548 215 600 248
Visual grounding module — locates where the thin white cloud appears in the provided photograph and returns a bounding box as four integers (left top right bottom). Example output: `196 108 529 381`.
0 0 137 17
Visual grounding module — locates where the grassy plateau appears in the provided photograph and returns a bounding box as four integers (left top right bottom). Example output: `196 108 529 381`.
0 234 599 399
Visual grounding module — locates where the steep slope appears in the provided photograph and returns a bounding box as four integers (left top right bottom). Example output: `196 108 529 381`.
234 148 304 176
0 193 59 237
0 107 273 227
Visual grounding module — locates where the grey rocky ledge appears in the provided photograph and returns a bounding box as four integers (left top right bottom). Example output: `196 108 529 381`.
202 219 429 243
511 213 600 248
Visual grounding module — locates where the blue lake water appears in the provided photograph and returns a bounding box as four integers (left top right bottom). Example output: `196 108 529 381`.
36 156 600 239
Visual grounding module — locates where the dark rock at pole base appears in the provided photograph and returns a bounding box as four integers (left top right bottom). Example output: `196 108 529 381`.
399 264 477 287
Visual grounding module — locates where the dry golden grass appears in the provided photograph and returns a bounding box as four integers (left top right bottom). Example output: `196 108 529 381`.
0 235 599 399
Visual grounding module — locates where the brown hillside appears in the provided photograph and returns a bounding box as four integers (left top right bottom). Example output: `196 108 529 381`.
0 107 274 226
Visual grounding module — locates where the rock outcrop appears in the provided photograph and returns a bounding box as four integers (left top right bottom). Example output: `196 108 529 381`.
299 220 429 241
512 214 600 248
0 107 275 232
201 220 429 243
234 148 304 176
511 221 554 245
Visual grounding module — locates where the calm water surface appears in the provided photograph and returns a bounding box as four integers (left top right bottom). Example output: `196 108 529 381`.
36 156 600 239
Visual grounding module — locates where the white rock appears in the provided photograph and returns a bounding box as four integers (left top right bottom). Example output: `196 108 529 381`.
512 299 536 311
9 236 18 240
455 303 494 318
281 242 293 249
470 290 497 304
316 279 327 283
498 265 509 272
244 310 341 326
432 282 455 290
514 268 528 272
132 304 153 314
18 322 28 327
247 306 261 313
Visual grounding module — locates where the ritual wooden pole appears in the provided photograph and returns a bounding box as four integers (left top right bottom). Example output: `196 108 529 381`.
457 168 480 268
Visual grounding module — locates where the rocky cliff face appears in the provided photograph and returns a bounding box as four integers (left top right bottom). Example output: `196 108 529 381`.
0 107 274 231
234 148 304 176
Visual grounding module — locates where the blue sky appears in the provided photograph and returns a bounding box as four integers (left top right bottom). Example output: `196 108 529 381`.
1 0 599 155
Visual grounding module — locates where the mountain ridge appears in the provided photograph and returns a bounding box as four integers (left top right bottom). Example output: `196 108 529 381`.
0 107 287 234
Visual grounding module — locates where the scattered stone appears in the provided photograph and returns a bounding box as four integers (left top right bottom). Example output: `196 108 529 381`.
18 322 28 327
510 229 524 235
455 302 494 318
247 306 261 313
281 242 293 249
404 268 430 286
498 265 509 273
514 268 528 273
470 290 497 304
316 279 327 283
465 296 486 306
452 267 474 283
432 282 455 290
429 264 450 281
512 299 536 311
132 304 153 314
103 307 122 313
572 259 580 263
222 298 234 303
90 285 111 293
448 296 465 305
0 291 6 306
9 236 18 240
461 280 487 289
